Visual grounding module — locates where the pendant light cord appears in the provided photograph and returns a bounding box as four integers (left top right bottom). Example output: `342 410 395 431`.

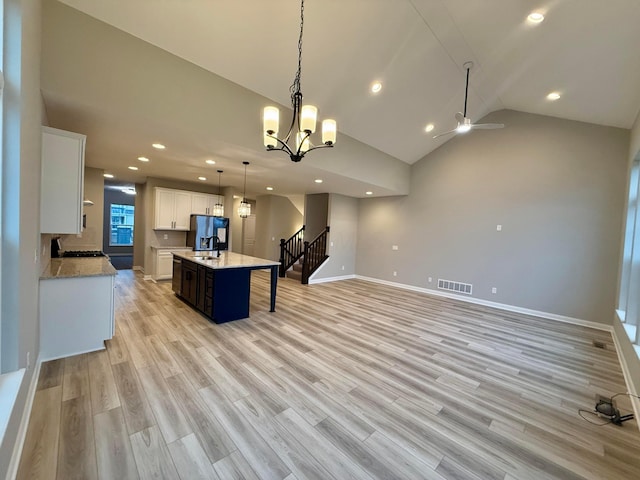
290 0 305 99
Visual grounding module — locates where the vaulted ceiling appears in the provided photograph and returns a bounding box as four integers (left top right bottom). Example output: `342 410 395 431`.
41 0 640 198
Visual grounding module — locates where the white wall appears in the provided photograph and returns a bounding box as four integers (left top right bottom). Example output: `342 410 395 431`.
357 110 628 325
0 0 43 477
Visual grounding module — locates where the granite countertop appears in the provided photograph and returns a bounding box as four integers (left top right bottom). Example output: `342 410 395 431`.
150 245 192 250
171 250 279 269
40 257 117 279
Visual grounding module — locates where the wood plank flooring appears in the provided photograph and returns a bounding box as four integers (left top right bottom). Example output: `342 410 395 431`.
17 270 640 479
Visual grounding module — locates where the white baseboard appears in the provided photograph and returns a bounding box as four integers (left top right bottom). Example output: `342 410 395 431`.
133 265 143 272
355 275 611 332
6 356 42 480
143 274 153 281
309 274 356 284
610 317 640 432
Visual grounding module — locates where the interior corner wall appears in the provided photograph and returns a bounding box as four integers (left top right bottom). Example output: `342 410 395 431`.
0 0 43 478
255 194 303 261
356 109 629 325
304 193 329 240
312 194 358 279
133 183 146 269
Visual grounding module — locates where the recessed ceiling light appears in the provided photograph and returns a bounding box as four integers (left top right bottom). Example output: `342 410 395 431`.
128 166 139 171
205 159 216 165
103 173 114 178
314 179 323 184
371 82 382 94
527 12 545 23
152 143 165 150
137 156 149 162
266 186 274 191
365 191 373 196
198 176 207 181
547 92 561 101
425 124 435 133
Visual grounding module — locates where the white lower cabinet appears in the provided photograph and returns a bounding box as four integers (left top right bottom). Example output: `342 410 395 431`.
40 274 115 360
154 248 192 280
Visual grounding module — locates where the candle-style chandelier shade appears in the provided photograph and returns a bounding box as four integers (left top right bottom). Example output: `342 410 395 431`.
212 169 224 217
262 0 337 162
238 161 251 218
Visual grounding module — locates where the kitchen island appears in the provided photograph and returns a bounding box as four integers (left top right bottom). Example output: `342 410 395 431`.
171 251 279 323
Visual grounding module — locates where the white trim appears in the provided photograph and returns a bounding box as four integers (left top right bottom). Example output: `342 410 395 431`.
40 345 105 363
6 357 42 480
610 325 640 433
133 266 143 272
143 274 153 281
309 274 356 284
355 275 612 332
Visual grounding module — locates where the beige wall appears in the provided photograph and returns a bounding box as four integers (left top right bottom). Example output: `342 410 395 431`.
59 166 104 251
357 110 628 325
254 195 303 261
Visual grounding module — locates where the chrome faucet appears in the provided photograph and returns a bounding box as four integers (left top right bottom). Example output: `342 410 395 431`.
205 235 221 257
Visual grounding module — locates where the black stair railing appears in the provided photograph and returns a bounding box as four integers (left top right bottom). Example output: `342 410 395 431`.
301 226 330 284
279 225 305 277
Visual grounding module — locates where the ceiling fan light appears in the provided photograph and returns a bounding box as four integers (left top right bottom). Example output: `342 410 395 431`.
300 105 318 133
457 124 471 133
322 119 337 145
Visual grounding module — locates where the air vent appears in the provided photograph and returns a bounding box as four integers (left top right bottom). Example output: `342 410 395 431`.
437 278 472 295
592 341 606 349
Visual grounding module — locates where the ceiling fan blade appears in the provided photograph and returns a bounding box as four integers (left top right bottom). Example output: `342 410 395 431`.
471 123 504 130
455 112 465 123
432 129 458 139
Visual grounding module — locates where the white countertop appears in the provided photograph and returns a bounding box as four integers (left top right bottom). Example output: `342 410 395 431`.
171 250 279 269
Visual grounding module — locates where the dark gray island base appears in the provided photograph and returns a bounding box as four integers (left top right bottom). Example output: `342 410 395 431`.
171 251 280 323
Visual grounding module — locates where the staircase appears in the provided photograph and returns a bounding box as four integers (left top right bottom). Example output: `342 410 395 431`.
279 226 330 284
285 257 304 282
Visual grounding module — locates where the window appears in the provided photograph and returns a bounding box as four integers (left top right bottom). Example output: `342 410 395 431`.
618 157 640 353
109 204 134 246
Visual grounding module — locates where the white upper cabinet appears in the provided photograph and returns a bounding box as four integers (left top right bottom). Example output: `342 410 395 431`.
191 192 221 215
41 127 86 234
154 188 192 230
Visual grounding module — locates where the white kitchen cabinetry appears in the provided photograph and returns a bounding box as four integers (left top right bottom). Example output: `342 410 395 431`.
41 126 86 234
154 188 192 230
40 274 115 360
191 192 222 215
154 247 192 280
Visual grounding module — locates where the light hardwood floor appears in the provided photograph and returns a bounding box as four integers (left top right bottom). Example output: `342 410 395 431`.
16 270 640 479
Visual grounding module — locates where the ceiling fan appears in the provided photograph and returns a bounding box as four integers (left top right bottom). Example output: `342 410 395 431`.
433 61 504 139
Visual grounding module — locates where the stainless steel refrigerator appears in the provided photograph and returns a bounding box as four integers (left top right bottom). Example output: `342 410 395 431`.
186 215 229 251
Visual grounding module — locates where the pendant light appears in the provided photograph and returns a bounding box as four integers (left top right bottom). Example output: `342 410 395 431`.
262 0 337 162
213 169 224 217
238 161 251 218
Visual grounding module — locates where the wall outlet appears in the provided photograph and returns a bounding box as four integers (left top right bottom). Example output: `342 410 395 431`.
491 287 497 294
428 276 432 283
392 245 399 250
496 225 502 231
271 237 275 241
27 351 31 369
393 271 397 276
330 242 334 247
163 234 168 240
341 265 345 270
34 249 38 264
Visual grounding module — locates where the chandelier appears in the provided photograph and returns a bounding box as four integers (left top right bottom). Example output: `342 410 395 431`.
262 0 336 162
212 169 224 217
238 161 251 218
